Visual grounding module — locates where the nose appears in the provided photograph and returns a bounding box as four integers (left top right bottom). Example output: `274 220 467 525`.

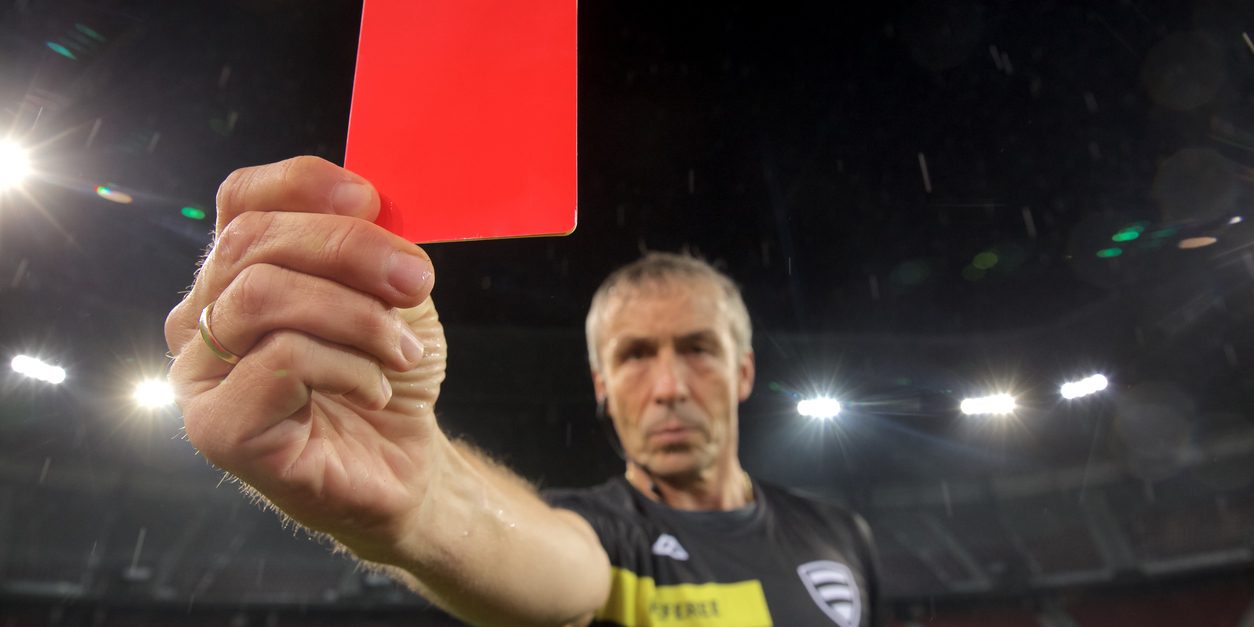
650 348 690 406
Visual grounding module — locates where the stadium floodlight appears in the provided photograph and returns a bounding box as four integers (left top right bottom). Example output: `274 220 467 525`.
0 141 32 191
1060 374 1108 400
133 379 175 408
960 393 1015 416
11 354 66 384
798 396 841 420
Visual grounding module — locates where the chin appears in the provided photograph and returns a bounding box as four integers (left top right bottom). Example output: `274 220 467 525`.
647 448 707 479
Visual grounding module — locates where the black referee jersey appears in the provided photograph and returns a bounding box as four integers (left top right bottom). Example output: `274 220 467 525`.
543 476 880 627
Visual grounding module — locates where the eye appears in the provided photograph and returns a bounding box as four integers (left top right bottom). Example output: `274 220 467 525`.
681 340 717 356
617 345 650 362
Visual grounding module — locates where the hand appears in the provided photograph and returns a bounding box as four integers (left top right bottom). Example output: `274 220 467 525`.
165 156 446 558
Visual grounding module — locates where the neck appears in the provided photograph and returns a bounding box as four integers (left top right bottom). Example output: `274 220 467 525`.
625 459 753 511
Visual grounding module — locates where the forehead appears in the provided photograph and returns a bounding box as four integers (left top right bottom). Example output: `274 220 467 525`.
599 277 731 339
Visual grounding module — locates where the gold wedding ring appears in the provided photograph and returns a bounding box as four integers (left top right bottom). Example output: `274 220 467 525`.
198 301 242 365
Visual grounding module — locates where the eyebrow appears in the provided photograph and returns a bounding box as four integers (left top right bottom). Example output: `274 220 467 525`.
613 329 721 348
675 330 720 344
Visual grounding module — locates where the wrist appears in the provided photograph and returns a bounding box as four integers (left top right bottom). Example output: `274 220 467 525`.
330 428 455 567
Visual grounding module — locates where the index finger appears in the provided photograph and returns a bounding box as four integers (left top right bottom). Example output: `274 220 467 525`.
215 155 380 234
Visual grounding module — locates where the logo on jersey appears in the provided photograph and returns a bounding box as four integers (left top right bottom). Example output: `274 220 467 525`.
797 560 861 626
651 533 690 561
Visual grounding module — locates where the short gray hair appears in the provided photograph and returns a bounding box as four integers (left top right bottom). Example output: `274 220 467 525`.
585 251 752 372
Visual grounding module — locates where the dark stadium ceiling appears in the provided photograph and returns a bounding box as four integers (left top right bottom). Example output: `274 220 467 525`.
1 0 1252 477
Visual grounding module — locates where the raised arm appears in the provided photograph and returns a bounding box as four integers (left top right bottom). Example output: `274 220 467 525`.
164 156 608 626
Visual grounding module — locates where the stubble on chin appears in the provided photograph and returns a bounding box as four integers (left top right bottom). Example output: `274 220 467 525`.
647 443 717 480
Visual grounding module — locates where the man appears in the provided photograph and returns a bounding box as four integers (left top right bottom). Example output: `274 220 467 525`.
165 156 878 626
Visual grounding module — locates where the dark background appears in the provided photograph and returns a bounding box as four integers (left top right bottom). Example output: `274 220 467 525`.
0 0 1252 625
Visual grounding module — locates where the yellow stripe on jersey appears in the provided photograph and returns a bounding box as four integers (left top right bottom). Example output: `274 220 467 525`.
595 567 773 626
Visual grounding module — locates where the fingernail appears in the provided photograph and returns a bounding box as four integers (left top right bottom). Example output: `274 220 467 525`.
387 251 433 297
332 181 373 215
380 373 393 405
373 191 398 228
399 327 425 365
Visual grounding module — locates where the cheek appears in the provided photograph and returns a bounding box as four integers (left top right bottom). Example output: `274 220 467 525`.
609 381 644 429
614 371 647 406
700 369 738 402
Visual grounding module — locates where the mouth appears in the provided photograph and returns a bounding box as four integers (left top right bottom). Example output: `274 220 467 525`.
646 422 700 446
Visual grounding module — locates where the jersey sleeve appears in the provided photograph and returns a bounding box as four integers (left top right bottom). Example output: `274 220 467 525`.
849 510 883 627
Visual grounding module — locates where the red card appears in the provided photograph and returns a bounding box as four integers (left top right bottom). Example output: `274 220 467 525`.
345 0 577 243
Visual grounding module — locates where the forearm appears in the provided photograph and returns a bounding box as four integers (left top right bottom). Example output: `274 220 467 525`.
347 430 608 626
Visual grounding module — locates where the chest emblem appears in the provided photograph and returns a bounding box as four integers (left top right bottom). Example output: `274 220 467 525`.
651 533 690 561
797 560 861 626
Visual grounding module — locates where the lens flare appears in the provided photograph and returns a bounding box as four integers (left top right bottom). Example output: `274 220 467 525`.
0 141 32 190
133 379 175 408
1178 236 1217 249
96 184 134 204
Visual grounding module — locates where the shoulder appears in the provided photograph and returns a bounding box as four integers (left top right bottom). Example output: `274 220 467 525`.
542 476 636 514
758 480 848 519
541 477 657 563
758 480 875 545
759 480 882 610
541 476 647 539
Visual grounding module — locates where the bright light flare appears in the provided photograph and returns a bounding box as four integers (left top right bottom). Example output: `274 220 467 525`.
1178 236 1217 249
0 141 32 190
798 397 842 420
960 393 1016 416
1061 374 1108 400
96 184 134 204
11 355 66 384
133 378 175 408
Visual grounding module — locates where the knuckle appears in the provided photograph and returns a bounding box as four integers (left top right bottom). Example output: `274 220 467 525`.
169 382 212 450
164 298 192 352
320 217 373 266
256 329 303 366
279 155 331 182
350 298 394 344
229 264 282 319
215 166 255 217
215 210 275 267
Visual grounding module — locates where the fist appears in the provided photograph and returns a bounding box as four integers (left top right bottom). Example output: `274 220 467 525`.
165 156 448 555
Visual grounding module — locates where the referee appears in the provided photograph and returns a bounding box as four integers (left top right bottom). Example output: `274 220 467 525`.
166 156 880 626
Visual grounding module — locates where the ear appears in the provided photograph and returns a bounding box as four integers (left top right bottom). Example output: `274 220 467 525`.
736 350 756 402
592 368 607 405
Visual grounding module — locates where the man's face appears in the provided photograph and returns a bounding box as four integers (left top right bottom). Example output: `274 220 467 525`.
592 278 755 480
